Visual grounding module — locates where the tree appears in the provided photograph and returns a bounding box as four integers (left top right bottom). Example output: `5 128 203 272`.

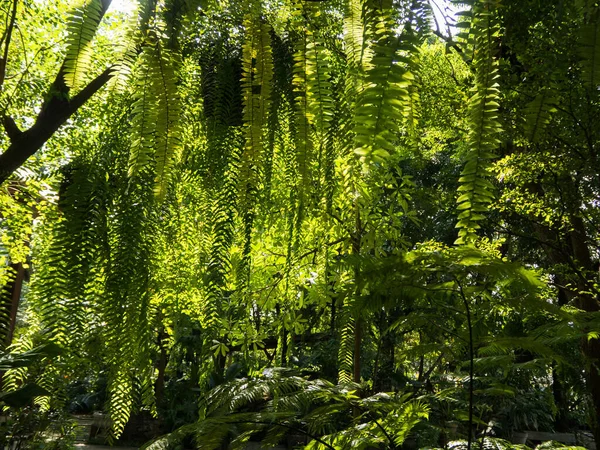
0 0 114 184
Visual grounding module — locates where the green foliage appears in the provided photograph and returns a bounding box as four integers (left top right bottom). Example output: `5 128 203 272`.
191 368 428 450
455 0 502 245
353 7 417 163
523 89 557 143
128 40 182 200
3 0 600 445
63 0 105 90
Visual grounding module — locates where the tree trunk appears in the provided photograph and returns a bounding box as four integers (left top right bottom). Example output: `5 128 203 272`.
353 316 362 383
534 215 600 442
1 262 24 347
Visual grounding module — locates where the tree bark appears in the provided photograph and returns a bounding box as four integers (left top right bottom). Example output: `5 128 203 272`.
0 0 114 184
533 210 600 442
0 67 113 184
1 262 24 347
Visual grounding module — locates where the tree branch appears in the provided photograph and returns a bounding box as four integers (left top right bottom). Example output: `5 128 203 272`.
0 67 113 184
0 0 18 90
0 0 115 184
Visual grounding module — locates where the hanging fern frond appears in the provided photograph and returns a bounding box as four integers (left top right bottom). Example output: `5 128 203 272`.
63 0 105 89
127 40 182 200
353 9 417 164
305 18 333 140
452 0 476 60
239 10 273 278
524 88 557 143
30 162 104 349
342 0 370 102
107 367 134 442
343 0 365 71
262 31 292 206
128 47 159 178
455 0 502 245
203 133 242 375
153 44 182 200
291 2 314 212
337 294 355 384
103 181 156 440
110 4 142 93
578 9 600 90
304 7 334 203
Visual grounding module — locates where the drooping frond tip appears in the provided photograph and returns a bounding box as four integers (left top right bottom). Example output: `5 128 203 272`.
455 0 502 245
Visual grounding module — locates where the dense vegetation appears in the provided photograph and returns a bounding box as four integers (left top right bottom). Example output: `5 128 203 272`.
0 0 599 449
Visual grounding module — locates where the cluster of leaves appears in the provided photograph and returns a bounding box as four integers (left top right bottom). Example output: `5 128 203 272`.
1 0 600 447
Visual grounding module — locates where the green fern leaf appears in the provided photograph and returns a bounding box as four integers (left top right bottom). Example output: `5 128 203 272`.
128 47 159 178
579 12 600 90
353 11 416 164
153 44 182 200
455 1 502 245
127 41 182 200
63 0 104 90
240 12 273 210
524 89 557 143
292 3 314 207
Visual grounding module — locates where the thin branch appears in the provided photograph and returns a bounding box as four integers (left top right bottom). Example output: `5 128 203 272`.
372 416 396 449
0 0 19 90
456 278 474 450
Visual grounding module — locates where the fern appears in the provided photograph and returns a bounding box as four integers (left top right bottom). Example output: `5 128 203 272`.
110 3 142 93
353 8 417 164
455 0 502 245
524 89 557 143
63 0 105 90
30 161 105 350
343 0 373 99
304 5 334 202
102 177 156 440
305 15 333 141
107 367 134 443
128 47 159 178
579 9 600 90
292 1 314 215
192 370 428 450
153 44 182 200
337 294 355 384
203 133 242 375
239 11 273 285
127 40 182 200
